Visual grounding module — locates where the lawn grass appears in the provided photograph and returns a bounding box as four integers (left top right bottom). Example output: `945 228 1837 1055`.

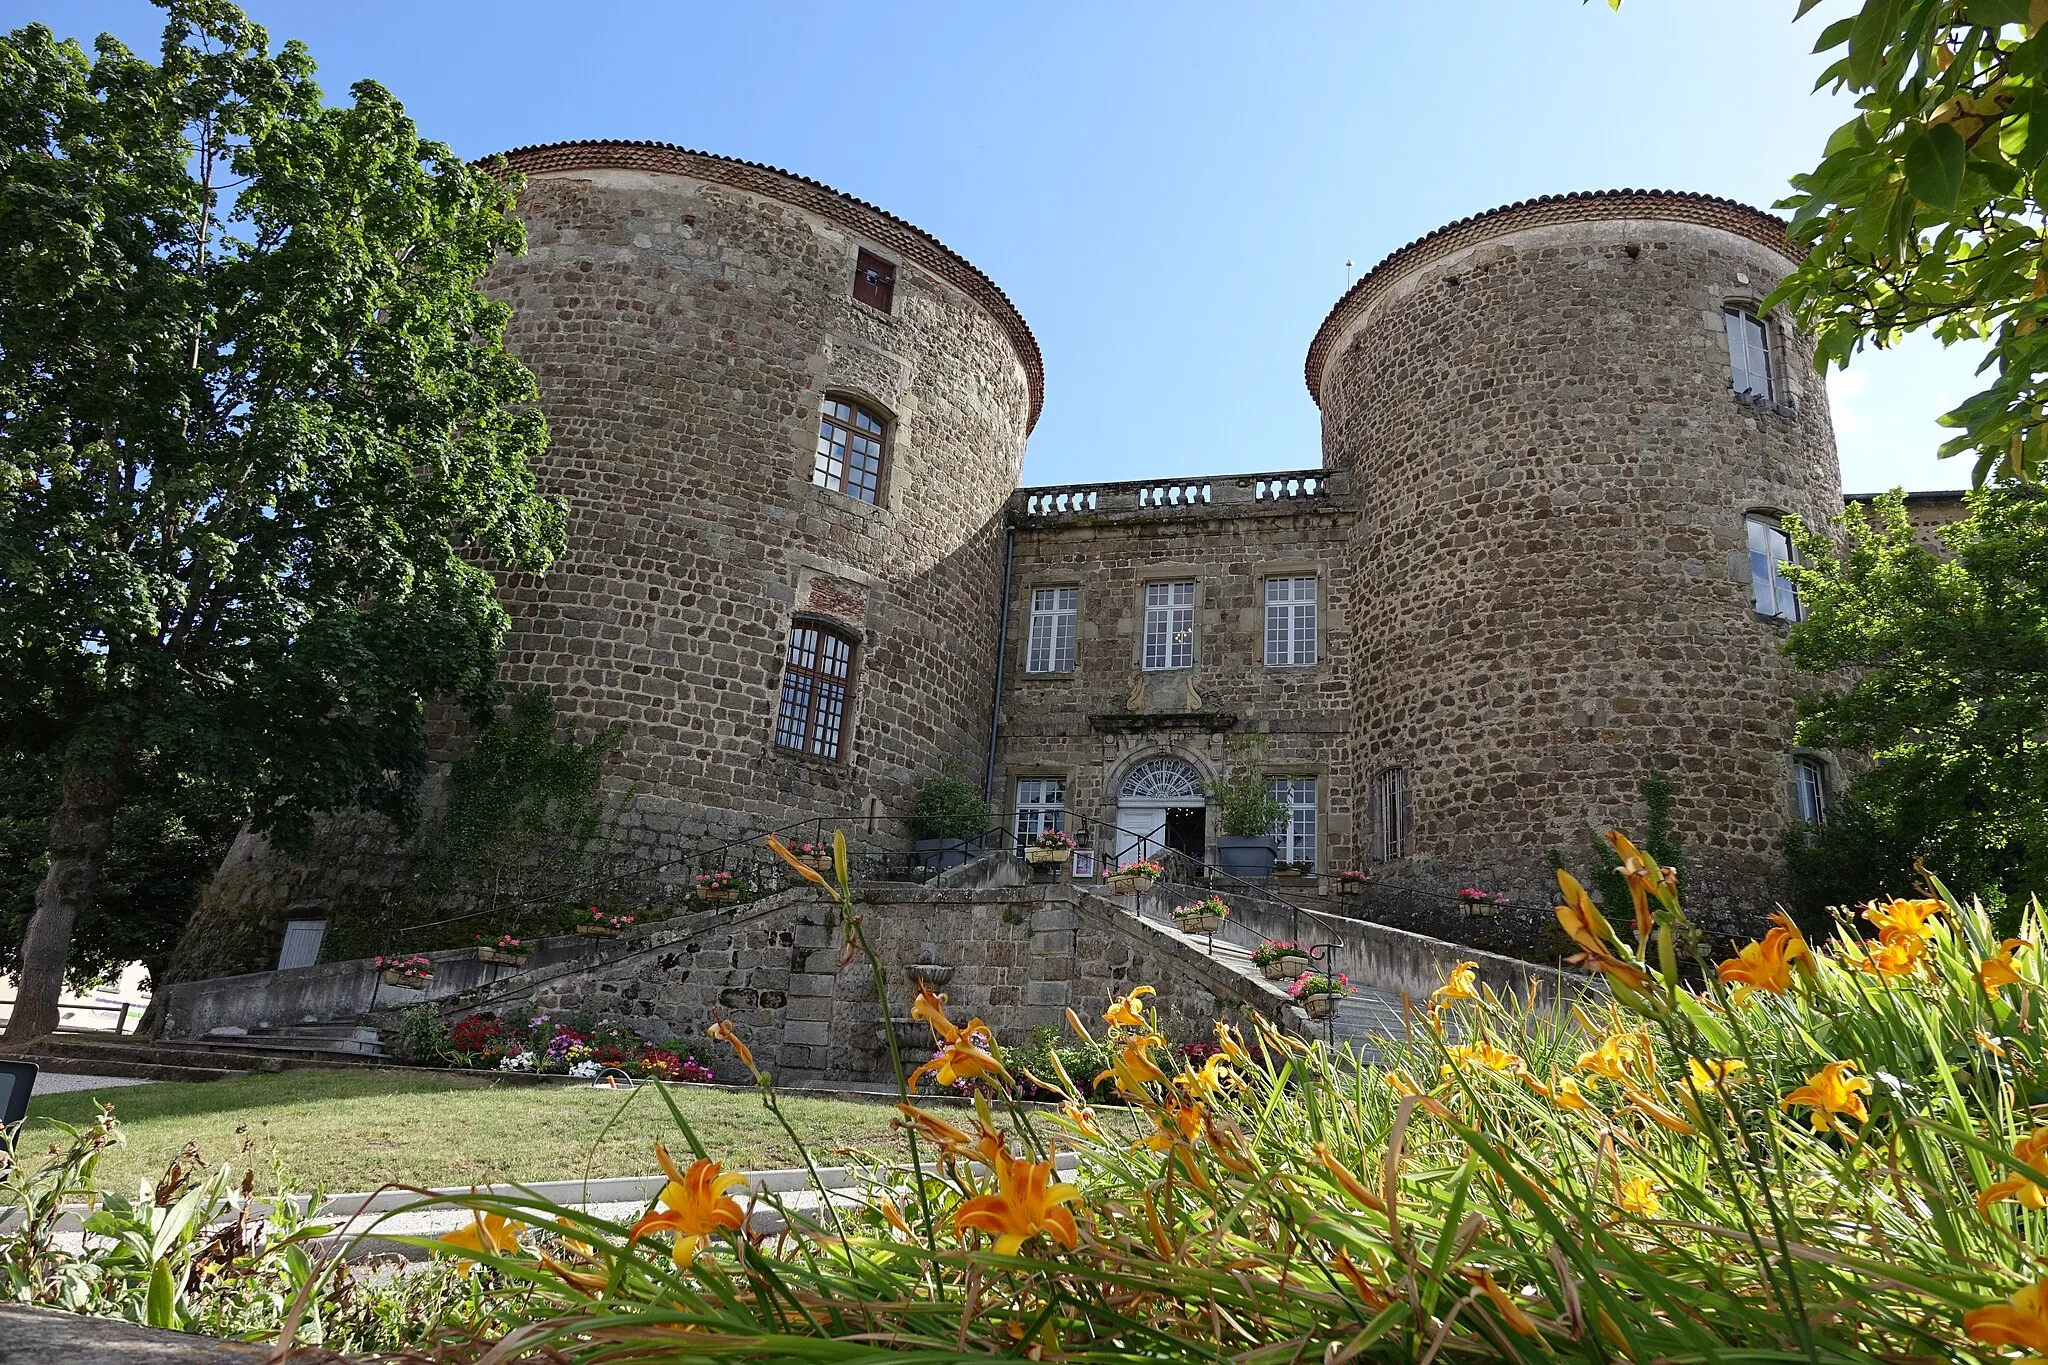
23 1071 906 1194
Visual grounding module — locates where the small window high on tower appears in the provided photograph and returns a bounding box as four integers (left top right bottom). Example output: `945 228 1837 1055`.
853 249 896 312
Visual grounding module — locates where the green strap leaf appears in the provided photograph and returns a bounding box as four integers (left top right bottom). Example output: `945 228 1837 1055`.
1905 123 1968 209
144 1258 179 1330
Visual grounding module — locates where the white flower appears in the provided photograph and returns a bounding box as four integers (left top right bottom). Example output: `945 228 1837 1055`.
499 1051 536 1072
569 1060 602 1079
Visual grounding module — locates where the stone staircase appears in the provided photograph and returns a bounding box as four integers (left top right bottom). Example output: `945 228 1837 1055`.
6 1023 392 1083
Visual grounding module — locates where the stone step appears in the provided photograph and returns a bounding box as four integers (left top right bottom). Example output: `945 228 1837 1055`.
15 1035 382 1074
6 1048 247 1085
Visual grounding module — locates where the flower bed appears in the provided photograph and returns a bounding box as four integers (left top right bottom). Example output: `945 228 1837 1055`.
423 1006 722 1081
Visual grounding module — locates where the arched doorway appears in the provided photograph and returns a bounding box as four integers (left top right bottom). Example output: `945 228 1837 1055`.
1115 757 1206 868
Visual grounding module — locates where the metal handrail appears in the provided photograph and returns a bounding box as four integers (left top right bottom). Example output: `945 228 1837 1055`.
0 998 140 1035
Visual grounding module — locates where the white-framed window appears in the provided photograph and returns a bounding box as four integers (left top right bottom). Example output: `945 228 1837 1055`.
1025 587 1077 674
1015 777 1067 845
1264 577 1318 667
1370 767 1410 861
1141 581 1196 671
1792 756 1828 826
1270 777 1318 867
1725 307 1773 400
1747 514 1800 621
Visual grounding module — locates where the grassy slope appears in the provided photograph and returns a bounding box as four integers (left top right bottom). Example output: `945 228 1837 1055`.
23 1072 903 1194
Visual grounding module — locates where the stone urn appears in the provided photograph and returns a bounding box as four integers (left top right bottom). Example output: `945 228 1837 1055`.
908 963 955 991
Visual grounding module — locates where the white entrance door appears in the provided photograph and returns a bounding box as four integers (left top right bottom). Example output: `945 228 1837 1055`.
1113 806 1167 867
1113 758 1205 868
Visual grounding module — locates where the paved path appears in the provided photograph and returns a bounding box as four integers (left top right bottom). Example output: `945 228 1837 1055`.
28 1071 150 1096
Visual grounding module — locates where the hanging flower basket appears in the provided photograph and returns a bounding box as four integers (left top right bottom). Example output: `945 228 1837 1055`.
784 841 836 874
1457 888 1507 918
1290 969 1351 1020
577 908 636 938
1024 846 1071 866
1304 993 1339 1020
1109 859 1163 896
477 948 529 967
1335 870 1370 897
375 955 435 989
576 923 619 939
1172 897 1230 935
694 873 744 904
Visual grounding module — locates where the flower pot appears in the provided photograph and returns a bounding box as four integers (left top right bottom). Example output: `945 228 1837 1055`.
1108 873 1157 896
1303 993 1339 1020
1459 901 1497 918
576 924 620 939
477 948 529 967
1258 953 1311 981
1173 910 1224 935
696 888 739 905
1215 836 1279 880
1337 881 1366 897
1275 869 1304 881
381 970 432 988
800 855 836 874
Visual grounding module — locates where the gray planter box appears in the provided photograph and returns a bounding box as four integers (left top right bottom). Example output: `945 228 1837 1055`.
1215 836 1278 879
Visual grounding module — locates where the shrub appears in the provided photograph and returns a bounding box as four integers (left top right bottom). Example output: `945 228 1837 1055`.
1208 734 1287 838
906 775 990 842
389 1005 448 1064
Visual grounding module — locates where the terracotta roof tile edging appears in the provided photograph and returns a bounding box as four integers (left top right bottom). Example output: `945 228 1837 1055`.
479 139 1045 434
1303 189 1802 407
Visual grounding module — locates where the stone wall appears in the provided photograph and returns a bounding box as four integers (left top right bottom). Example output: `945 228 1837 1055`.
427 881 1296 1085
995 472 1355 865
1312 195 1844 934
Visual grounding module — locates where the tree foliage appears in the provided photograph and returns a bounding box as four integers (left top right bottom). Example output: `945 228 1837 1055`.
0 0 563 1034
1783 488 2048 917
1771 1 2048 484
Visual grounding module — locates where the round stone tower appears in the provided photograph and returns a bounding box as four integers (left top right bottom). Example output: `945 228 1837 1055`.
1307 190 1841 926
485 140 1040 848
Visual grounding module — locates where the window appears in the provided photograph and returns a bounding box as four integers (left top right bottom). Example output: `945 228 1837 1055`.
1120 758 1204 802
1025 588 1078 674
774 621 856 759
1793 756 1828 826
814 398 886 505
1015 777 1067 845
853 249 896 312
1370 767 1410 861
1264 577 1318 667
1747 514 1800 621
1141 582 1196 671
1725 307 1773 400
1270 777 1318 867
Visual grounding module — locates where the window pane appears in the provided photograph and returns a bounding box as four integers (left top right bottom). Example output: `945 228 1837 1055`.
1143 582 1195 670
776 622 856 758
1746 516 1799 620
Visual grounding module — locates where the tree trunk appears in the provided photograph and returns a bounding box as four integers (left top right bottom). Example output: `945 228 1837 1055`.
5 752 129 1042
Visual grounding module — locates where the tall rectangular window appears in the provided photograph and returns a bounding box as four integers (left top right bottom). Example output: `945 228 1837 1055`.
1370 767 1410 861
1725 307 1773 400
1015 777 1067 846
852 249 896 312
774 622 855 760
1264 577 1318 667
1270 777 1318 867
1142 582 1196 671
1793 756 1828 826
1748 515 1800 621
815 398 886 504
1025 588 1077 674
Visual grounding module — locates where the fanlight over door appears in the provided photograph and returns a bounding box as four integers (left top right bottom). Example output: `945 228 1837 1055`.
1115 758 1205 866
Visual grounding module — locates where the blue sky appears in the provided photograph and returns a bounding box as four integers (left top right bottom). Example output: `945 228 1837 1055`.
13 0 1977 493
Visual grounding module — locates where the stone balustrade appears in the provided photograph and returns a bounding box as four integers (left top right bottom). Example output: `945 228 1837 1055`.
1012 468 1341 523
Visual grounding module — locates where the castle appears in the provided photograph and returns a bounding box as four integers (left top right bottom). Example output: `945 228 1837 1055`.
184 138 1942 974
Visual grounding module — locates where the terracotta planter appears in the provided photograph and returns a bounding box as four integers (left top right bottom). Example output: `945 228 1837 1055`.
1173 910 1225 935
1024 846 1072 866
477 948 530 967
381 970 432 988
1303 993 1340 1020
1258 953 1311 981
696 887 740 904
1108 873 1157 896
576 924 620 939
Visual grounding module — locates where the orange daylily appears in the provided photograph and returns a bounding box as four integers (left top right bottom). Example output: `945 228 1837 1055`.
766 833 831 889
1098 1030 1170 1097
1430 961 1482 1012
1333 1247 1396 1311
1782 1060 1873 1136
1981 939 2032 992
1530 1073 1594 1111
628 1147 749 1266
954 1144 1081 1255
1849 934 1928 978
1385 1069 1422 1097
912 985 961 1043
1059 1100 1107 1143
434 1210 524 1274
1717 913 1811 1001
1616 1177 1661 1217
1102 985 1156 1029
1215 1021 1253 1065
1607 830 1677 941
1174 1052 1237 1102
1441 1039 1528 1081
1682 1057 1748 1094
1554 870 1618 955
1314 1142 1389 1214
910 1022 1009 1090
1862 896 1945 944
1467 1269 1542 1338
1576 1028 1652 1085
1622 1087 1698 1135
1965 1278 2048 1360
1979 1128 2048 1215
705 1016 756 1074
892 1103 1001 1163
1137 1096 1206 1153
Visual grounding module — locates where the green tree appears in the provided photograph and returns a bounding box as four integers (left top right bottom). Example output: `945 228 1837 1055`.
0 2 563 1038
1782 488 2048 915
1769 1 2048 484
